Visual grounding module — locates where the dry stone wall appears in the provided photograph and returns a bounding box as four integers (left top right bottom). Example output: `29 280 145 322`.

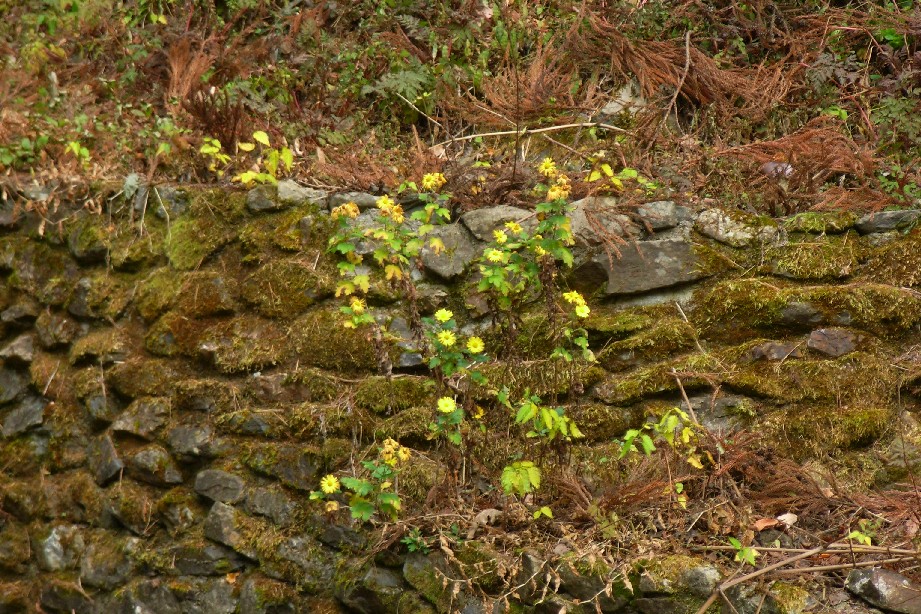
1 181 921 613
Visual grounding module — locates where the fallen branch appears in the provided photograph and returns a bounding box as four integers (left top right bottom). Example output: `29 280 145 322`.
435 122 630 148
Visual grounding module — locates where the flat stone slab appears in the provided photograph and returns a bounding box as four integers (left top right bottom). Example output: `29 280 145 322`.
587 239 708 295
856 210 921 234
847 568 921 614
807 328 864 357
696 208 777 247
461 205 534 241
420 223 480 280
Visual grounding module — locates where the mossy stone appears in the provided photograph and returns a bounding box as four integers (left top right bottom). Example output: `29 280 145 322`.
66 213 111 262
164 190 245 271
782 211 858 234
8 241 79 305
596 316 696 372
354 376 434 414
289 308 382 372
767 233 864 280
476 359 606 401
175 271 238 318
241 258 336 318
375 406 432 443
200 316 290 373
861 227 921 287
107 358 182 398
69 328 128 365
569 403 645 442
135 268 183 322
238 203 333 262
768 404 891 457
594 353 719 405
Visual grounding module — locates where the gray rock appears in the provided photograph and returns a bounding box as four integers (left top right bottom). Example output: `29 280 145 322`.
847 568 921 614
577 239 708 295
420 223 481 280
637 200 693 231
87 434 123 486
744 341 803 362
34 312 81 349
461 205 534 241
151 185 189 219
557 560 630 612
111 396 171 440
246 184 285 212
329 191 379 211
684 565 722 597
204 501 257 559
168 425 220 461
780 301 823 326
194 469 246 503
856 210 921 234
696 208 778 247
1 299 40 324
682 393 753 433
2 395 46 437
110 579 182 614
34 524 85 571
338 566 415 614
172 542 245 576
0 523 31 572
179 578 238 614
319 522 366 551
808 328 864 357
128 445 183 486
0 334 34 364
0 368 27 405
271 535 337 592
569 197 641 246
245 487 296 526
278 179 328 207
40 580 94 613
79 534 135 590
84 390 123 424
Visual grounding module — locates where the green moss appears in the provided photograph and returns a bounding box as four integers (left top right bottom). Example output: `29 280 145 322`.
375 406 432 442
69 328 127 365
768 581 811 613
241 258 336 318
862 227 921 287
283 369 342 403
65 213 111 259
354 376 434 414
597 316 696 372
289 308 382 372
475 360 606 401
67 270 134 319
397 455 440 505
767 233 864 280
164 190 245 270
569 403 645 442
238 204 332 262
201 316 290 372
135 268 183 321
175 271 238 317
107 358 181 398
595 353 720 405
782 211 858 234
769 404 891 457
288 402 378 440
583 308 653 340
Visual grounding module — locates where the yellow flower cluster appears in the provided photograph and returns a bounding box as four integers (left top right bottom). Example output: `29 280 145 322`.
381 437 411 466
376 195 404 224
563 290 590 317
437 396 457 413
331 201 360 220
547 173 571 202
422 172 447 191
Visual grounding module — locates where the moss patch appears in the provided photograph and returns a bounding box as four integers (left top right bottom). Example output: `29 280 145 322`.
476 359 606 401
767 233 864 280
768 404 891 457
289 308 382 372
241 257 336 318
164 190 245 270
354 376 434 414
594 353 720 405
596 316 696 372
569 403 645 442
201 316 290 373
375 406 432 443
238 204 332 262
782 211 858 234
175 271 238 317
861 227 921 287
134 268 184 322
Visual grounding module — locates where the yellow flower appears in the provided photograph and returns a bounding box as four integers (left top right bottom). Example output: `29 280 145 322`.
437 330 456 347
325 500 340 513
388 204 405 224
575 304 590 318
397 446 410 462
376 195 396 211
350 297 366 314
434 308 453 323
493 229 508 244
547 184 570 201
320 474 340 494
331 202 360 219
563 291 586 306
538 157 557 177
437 396 457 413
533 245 547 257
466 336 485 354
383 438 399 451
486 249 506 263
505 221 523 234
421 172 447 191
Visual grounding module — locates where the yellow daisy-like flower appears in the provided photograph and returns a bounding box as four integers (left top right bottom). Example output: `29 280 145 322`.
547 184 570 201
325 500 340 513
376 195 396 211
350 297 366 314
437 330 456 347
538 157 557 177
505 221 523 234
493 229 508 244
383 438 399 452
437 396 457 413
466 336 485 354
421 172 447 191
388 204 405 224
396 446 410 462
434 308 453 323
331 202 360 219
534 245 547 256
486 249 506 263
563 291 586 306
575 304 591 318
320 474 340 494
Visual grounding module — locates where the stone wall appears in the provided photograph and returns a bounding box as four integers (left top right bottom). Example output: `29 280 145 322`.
1 181 920 613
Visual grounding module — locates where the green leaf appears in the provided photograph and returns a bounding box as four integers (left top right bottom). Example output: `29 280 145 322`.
340 477 374 496
639 434 656 455
349 497 375 521
253 130 271 146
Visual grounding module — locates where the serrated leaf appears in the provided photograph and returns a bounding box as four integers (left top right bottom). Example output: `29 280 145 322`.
253 131 271 146
341 477 374 496
349 497 375 521
385 264 403 281
353 275 370 293
640 434 656 455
